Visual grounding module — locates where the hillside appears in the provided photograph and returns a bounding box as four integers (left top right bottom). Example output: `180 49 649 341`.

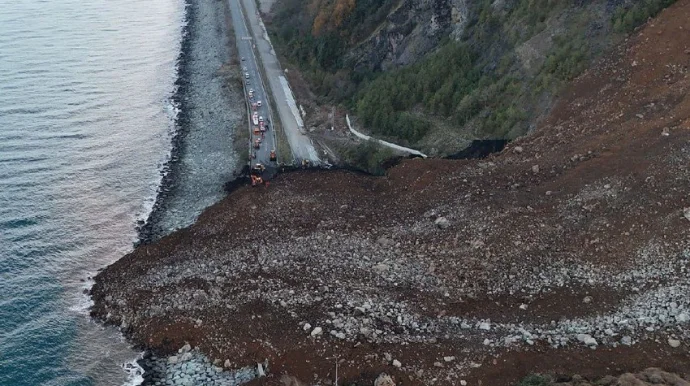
265 0 678 155
91 1 690 384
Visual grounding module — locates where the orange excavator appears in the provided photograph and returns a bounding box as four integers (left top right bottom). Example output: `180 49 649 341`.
250 163 266 187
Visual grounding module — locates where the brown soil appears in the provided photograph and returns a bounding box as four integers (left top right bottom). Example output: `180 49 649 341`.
92 1 690 385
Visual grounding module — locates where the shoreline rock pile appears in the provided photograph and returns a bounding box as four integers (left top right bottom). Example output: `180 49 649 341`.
139 344 258 386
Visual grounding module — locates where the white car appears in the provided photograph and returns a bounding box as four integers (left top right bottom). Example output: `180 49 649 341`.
245 73 249 79
257 101 262 107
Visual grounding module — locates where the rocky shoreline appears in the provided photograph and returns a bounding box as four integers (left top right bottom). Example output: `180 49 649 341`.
128 0 251 383
137 344 259 386
137 0 244 244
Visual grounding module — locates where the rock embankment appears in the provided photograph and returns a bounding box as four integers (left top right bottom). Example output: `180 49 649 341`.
546 368 690 386
138 343 259 386
93 1 690 385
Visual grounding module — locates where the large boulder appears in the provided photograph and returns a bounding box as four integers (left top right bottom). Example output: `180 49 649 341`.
374 373 395 386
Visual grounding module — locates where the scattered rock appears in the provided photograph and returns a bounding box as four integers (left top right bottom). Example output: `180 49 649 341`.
621 336 633 346
374 373 395 386
310 327 323 337
443 356 455 362
479 322 491 331
532 165 540 174
179 342 192 354
583 296 593 304
303 323 312 332
392 359 402 368
668 338 681 348
683 208 690 222
513 146 524 154
434 217 450 229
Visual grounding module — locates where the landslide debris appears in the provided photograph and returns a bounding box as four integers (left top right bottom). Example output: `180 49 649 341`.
92 1 690 385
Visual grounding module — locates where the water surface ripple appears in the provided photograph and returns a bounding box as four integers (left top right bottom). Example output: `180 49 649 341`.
0 0 184 384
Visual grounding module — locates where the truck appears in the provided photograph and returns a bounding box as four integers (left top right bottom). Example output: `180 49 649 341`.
251 102 257 111
252 112 258 126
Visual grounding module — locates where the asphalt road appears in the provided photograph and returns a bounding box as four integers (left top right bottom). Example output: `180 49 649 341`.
227 0 276 166
231 0 321 164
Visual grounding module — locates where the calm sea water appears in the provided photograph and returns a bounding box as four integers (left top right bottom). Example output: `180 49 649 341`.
0 0 184 384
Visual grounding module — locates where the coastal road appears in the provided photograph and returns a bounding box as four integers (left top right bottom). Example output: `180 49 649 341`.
227 0 276 166
229 0 321 164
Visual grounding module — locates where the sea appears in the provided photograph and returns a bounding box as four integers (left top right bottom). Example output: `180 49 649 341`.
0 0 186 384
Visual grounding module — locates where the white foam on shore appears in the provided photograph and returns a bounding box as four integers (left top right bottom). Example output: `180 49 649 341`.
122 355 146 386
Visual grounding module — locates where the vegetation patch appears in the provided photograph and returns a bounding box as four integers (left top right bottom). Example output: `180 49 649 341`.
267 0 678 153
341 139 395 175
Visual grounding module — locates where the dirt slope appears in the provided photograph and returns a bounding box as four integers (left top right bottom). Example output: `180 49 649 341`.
92 1 690 385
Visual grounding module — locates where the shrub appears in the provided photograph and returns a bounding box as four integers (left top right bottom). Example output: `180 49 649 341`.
612 0 676 33
343 140 395 175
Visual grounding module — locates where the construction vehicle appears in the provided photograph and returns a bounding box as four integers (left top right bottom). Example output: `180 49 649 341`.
250 174 263 186
250 163 265 187
269 149 276 162
253 126 260 135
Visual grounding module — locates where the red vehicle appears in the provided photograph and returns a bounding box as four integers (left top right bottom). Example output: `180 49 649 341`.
251 102 257 111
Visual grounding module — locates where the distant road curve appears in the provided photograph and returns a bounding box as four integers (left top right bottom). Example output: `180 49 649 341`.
346 115 428 158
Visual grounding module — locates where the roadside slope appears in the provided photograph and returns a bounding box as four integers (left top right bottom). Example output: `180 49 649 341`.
92 1 690 385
